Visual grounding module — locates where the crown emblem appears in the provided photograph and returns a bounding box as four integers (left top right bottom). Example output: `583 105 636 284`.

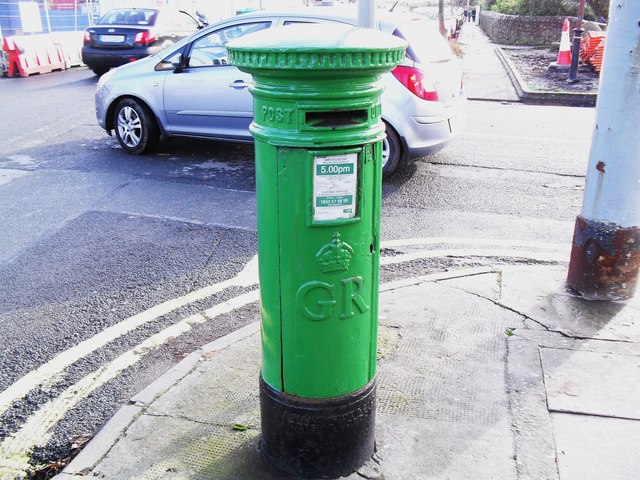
316 233 354 274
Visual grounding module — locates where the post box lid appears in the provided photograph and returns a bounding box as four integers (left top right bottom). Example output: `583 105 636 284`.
227 23 406 74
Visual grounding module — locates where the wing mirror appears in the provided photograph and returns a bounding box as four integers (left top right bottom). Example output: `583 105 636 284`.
172 53 188 73
155 51 188 72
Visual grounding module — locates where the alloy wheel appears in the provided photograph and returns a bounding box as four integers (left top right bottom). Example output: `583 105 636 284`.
381 136 390 170
117 106 142 149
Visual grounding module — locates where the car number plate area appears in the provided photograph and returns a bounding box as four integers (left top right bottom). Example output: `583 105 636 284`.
99 35 125 43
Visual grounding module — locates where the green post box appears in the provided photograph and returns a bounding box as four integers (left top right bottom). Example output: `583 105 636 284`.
228 24 406 478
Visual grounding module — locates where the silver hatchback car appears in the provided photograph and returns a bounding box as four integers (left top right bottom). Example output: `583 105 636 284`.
95 7 466 176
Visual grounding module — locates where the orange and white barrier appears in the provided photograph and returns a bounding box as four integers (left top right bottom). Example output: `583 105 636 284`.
2 34 66 77
51 31 84 69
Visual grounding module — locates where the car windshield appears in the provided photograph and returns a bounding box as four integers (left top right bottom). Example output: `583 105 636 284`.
394 20 454 63
98 9 157 26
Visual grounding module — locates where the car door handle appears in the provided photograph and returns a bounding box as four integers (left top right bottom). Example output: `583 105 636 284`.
230 80 249 89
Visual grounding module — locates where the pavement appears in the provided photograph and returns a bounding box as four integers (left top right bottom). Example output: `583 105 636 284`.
457 22 597 107
457 21 520 102
57 23 640 480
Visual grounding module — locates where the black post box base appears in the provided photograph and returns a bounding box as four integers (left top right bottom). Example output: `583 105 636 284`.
259 376 376 479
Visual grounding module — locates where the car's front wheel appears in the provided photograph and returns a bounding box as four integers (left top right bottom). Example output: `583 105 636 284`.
114 98 159 155
382 122 401 178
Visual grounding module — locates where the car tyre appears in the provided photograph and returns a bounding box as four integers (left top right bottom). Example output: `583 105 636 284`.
91 67 110 76
382 122 401 178
114 98 159 155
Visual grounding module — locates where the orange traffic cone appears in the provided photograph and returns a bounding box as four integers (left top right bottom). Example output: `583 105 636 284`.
550 18 572 70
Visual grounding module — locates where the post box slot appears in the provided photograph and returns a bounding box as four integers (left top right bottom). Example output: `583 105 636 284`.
305 109 368 128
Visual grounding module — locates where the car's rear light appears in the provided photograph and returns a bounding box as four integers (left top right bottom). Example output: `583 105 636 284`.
392 66 439 101
134 31 156 45
83 31 91 44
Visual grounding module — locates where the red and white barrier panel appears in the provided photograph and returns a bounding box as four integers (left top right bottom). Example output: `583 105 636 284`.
51 31 84 69
2 34 66 77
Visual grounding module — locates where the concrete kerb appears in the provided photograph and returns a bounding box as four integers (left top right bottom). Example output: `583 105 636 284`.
495 46 597 107
62 322 261 477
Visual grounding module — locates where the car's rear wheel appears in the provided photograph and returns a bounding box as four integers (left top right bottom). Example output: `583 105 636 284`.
91 67 110 76
114 98 159 155
382 122 401 177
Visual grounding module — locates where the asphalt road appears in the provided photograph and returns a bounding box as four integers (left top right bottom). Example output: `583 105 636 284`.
1 68 261 474
0 66 595 477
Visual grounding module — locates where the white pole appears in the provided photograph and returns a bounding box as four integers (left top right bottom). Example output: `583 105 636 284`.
566 0 640 300
43 0 52 33
357 0 375 29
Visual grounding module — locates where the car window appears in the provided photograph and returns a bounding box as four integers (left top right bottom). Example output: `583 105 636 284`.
282 19 350 27
98 9 157 26
393 20 454 63
282 21 317 26
186 21 270 68
163 48 184 66
155 45 189 71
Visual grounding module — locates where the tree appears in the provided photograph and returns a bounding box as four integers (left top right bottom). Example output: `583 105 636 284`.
586 0 608 21
491 0 608 20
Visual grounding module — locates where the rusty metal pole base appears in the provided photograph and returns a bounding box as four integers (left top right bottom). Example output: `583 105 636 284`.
259 376 376 479
566 215 640 300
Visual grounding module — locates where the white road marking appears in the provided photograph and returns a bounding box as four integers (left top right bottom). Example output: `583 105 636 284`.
381 248 569 265
0 169 29 187
0 290 260 474
463 130 589 146
0 256 259 416
5 155 36 167
380 237 569 251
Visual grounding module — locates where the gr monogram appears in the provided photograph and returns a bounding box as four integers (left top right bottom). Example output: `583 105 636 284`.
295 276 369 321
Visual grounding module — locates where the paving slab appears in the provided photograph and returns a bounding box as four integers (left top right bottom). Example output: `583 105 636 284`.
373 414 516 480
497 265 640 341
552 413 640 480
541 348 640 420
506 335 560 480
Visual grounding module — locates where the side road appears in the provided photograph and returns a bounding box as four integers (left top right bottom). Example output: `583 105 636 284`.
59 265 640 479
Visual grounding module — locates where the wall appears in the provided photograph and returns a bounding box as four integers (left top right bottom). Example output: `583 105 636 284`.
479 10 602 46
